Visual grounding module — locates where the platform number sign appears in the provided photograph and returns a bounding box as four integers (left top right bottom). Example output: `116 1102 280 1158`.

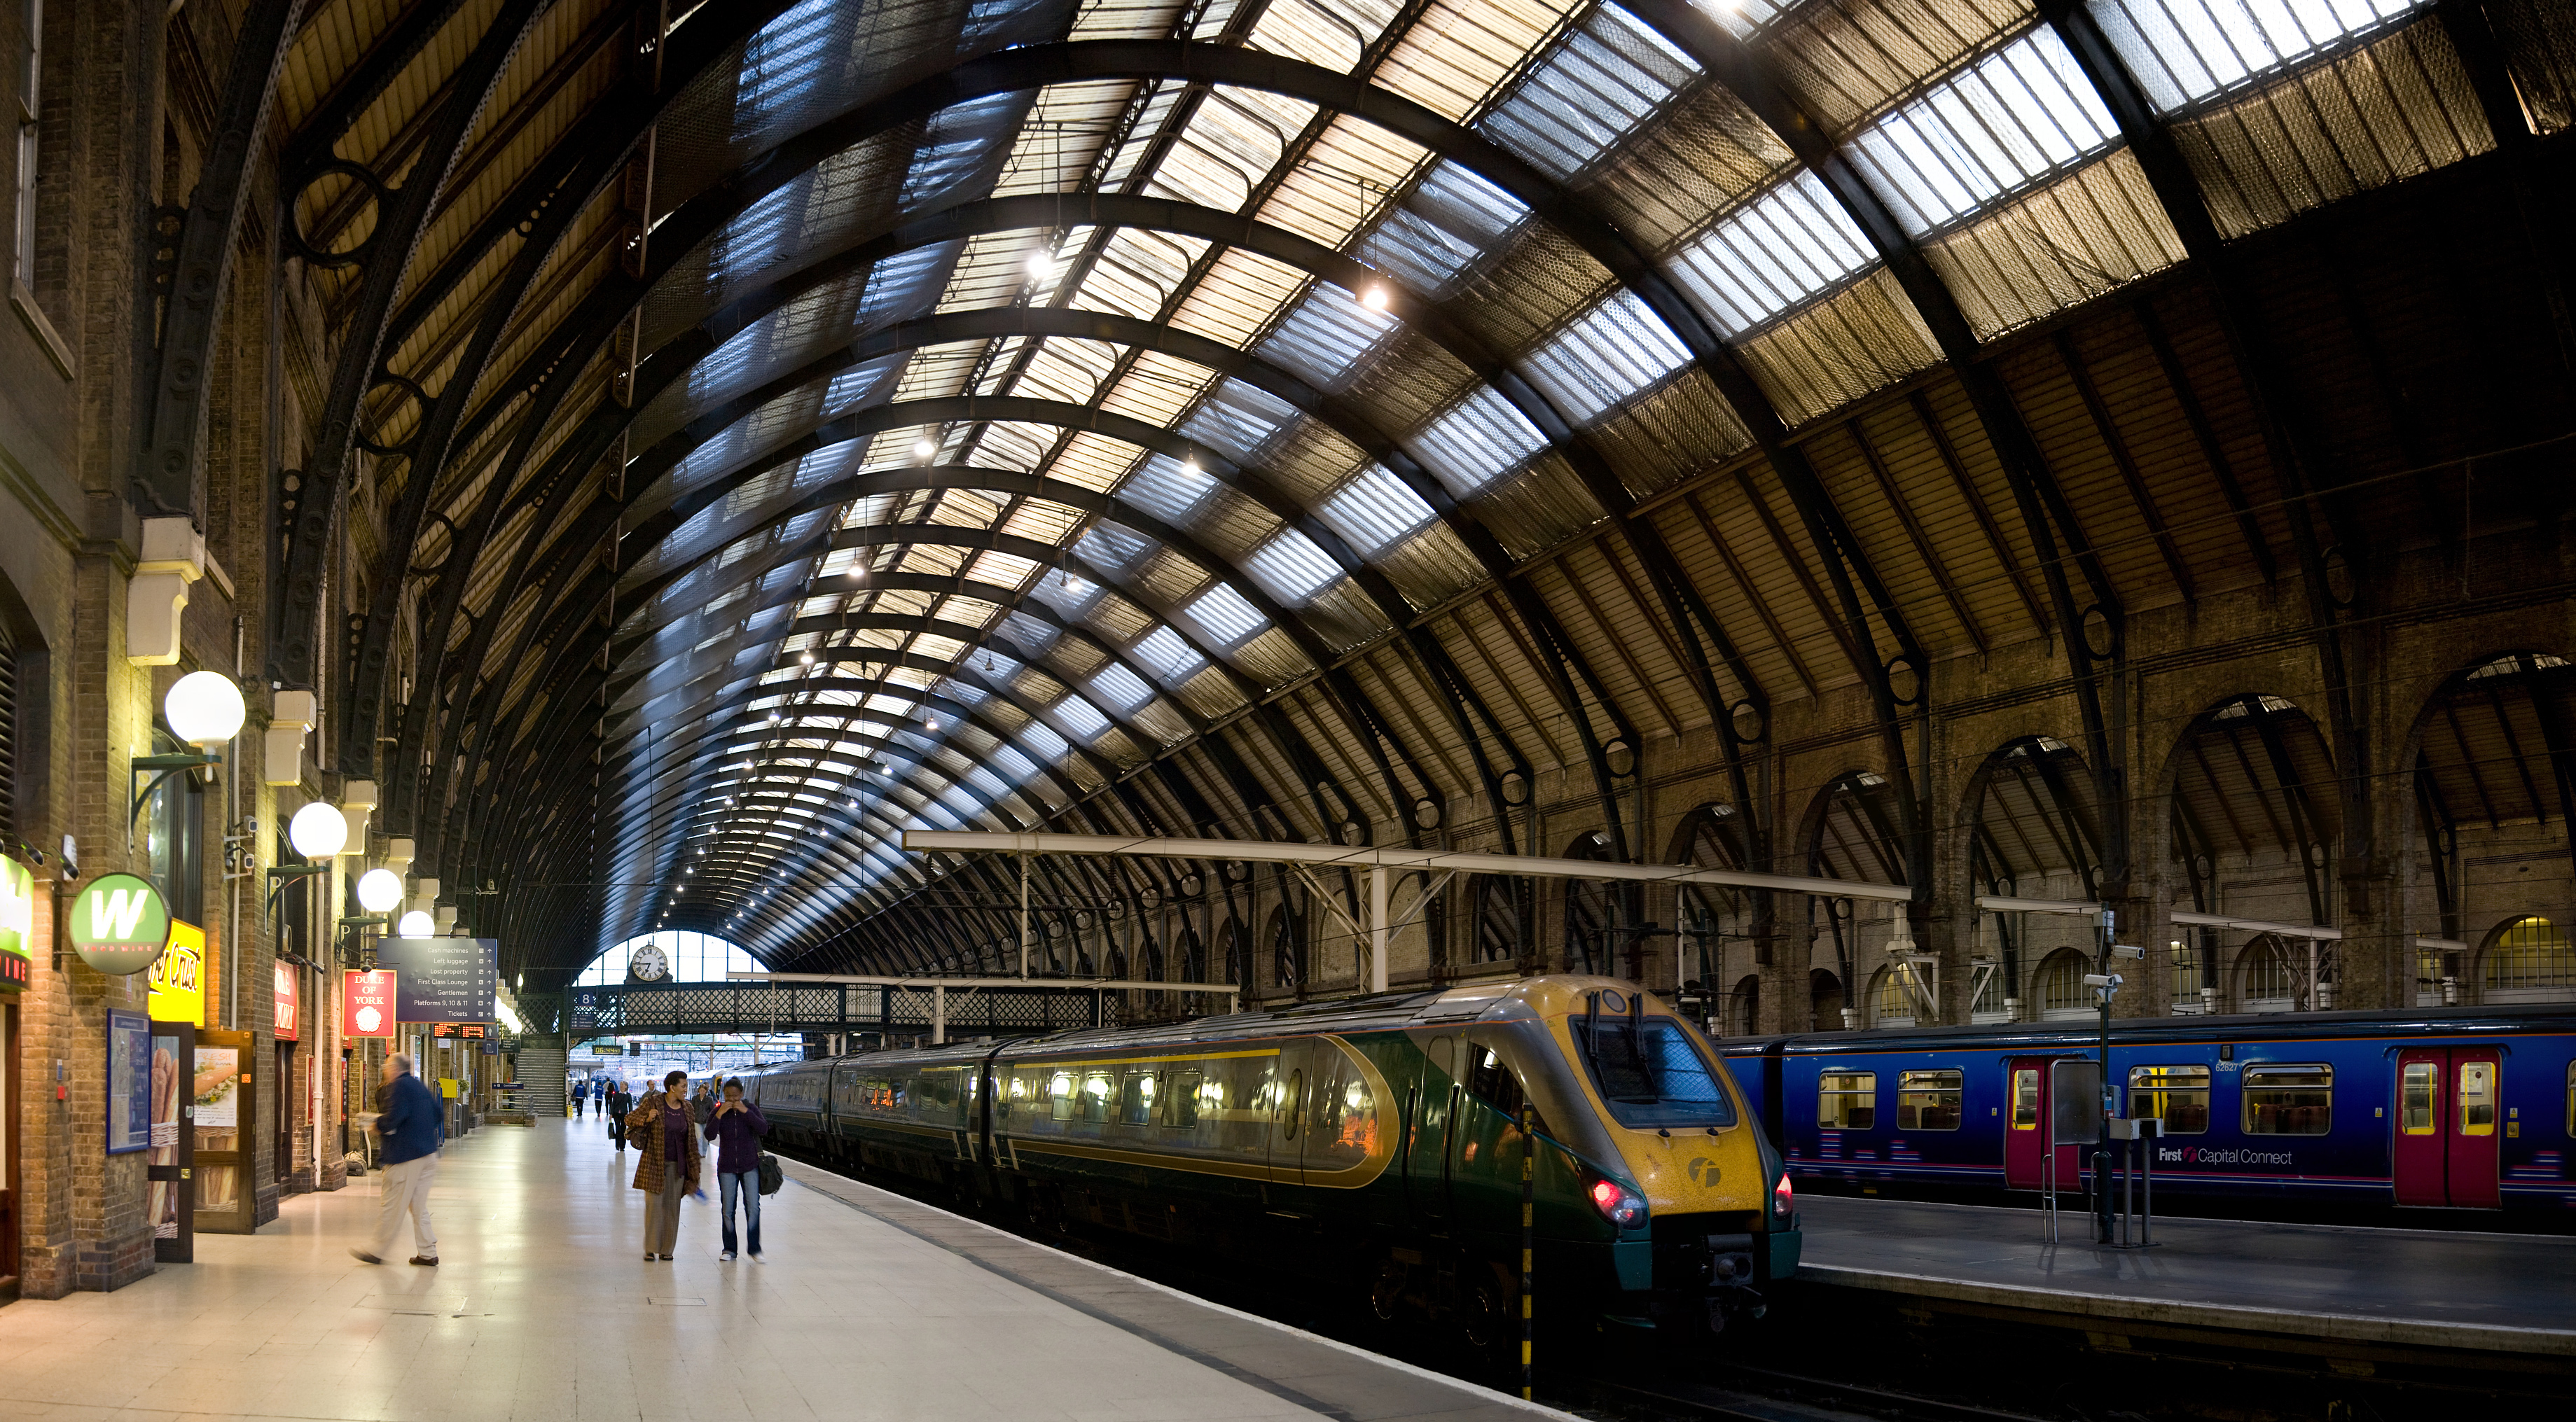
71 872 170 975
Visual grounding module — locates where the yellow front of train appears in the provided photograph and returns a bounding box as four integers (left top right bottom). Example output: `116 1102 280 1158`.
1502 977 1799 1334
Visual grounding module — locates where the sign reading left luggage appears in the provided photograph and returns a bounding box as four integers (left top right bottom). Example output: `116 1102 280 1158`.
71 873 169 975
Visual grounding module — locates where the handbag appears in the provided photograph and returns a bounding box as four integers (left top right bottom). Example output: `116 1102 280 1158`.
756 1152 784 1196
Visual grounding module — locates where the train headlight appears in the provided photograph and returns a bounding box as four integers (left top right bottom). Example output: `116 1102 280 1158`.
1587 1178 1647 1229
1772 1171 1795 1222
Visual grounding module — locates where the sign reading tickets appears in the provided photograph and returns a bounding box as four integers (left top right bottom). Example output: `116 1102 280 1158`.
0 856 33 990
273 961 299 1040
147 919 207 1026
342 969 397 1038
71 872 169 975
373 937 499 1023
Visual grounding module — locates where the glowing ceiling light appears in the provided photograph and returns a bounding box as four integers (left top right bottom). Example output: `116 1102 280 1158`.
1359 286 1390 312
798 652 814 665
1025 249 1057 279
913 437 939 460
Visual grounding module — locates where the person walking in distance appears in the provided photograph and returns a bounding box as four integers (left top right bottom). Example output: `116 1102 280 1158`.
607 1080 631 1151
626 1070 700 1260
574 1078 588 1118
705 1078 770 1261
350 1053 443 1266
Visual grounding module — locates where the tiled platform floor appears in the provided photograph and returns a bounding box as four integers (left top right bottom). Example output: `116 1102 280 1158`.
0 1115 1563 1421
1799 1194 2576 1353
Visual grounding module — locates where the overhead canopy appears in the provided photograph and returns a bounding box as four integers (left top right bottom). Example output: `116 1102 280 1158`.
261 0 2576 981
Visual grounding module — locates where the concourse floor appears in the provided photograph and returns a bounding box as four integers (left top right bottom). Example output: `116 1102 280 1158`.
0 1116 1560 1422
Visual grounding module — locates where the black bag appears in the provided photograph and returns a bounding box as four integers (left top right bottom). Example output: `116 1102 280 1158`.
756 1152 783 1196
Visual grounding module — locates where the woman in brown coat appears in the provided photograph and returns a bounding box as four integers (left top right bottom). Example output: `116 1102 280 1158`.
625 1068 701 1260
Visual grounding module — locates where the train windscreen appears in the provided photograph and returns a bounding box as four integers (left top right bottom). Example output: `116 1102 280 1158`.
1570 1017 1739 1129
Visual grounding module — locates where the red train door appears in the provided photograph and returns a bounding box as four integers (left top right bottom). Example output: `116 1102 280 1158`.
2393 1048 2502 1208
2004 1057 2047 1190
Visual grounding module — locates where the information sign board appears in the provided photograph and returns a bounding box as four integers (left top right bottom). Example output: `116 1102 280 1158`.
374 937 498 1023
569 988 600 1031
0 856 33 990
106 1008 152 1154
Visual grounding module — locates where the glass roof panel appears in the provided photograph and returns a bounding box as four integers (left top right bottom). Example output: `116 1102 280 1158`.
1408 385 1548 496
1121 453 1220 523
1666 169 1876 335
1183 581 1270 646
1131 625 1209 681
1260 286 1403 392
1846 29 2121 237
1246 530 1343 604
1523 288 1692 424
1317 463 1436 554
1483 2 1701 180
1357 160 1530 297
2089 0 2433 113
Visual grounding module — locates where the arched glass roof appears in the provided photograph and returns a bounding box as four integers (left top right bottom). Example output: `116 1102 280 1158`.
269 0 2561 977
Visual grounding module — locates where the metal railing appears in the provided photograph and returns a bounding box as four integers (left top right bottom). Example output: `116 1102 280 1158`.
566 981 1126 1038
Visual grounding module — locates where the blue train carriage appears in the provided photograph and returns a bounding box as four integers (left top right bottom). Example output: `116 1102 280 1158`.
1719 1003 2576 1217
753 975 1799 1341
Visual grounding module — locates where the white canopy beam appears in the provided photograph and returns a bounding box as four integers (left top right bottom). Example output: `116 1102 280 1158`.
901 830 1912 998
2168 911 2341 941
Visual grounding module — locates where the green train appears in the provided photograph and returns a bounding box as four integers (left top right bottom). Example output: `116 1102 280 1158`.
740 974 1800 1344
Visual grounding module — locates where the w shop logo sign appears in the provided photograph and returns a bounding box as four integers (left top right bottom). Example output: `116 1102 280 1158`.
71 872 170 975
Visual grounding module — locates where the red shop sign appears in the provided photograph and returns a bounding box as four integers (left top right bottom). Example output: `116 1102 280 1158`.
275 961 300 1040
342 969 397 1039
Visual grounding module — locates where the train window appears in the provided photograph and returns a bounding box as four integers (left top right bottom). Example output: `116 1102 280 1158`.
2243 1064 2332 1135
1817 1071 1877 1130
1119 1071 1156 1126
1168 1070 1202 1129
2009 1068 2039 1130
2128 1066 2210 1135
1896 1070 1962 1130
2567 1063 2574 1138
1049 1071 1076 1121
1081 1073 1112 1123
2401 1061 2438 1134
2458 1061 2495 1136
1467 1046 1527 1122
1281 1068 1304 1138
1569 1017 1739 1129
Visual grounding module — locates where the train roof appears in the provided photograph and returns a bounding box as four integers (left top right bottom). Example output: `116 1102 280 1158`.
740 974 1662 1075
1718 1001 2576 1057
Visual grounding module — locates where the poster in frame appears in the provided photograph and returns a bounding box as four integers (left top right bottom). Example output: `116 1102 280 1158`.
107 1008 152 1154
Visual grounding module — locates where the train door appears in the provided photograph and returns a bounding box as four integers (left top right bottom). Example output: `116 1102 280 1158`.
2393 1047 2502 1208
1406 1036 1458 1234
1268 1040 1314 1190
2002 1057 2085 1192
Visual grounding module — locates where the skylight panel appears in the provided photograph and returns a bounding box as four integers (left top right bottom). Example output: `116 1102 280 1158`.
1079 522 1156 573
1407 386 1546 496
1249 0 1408 71
859 243 961 330
2089 0 2432 113
1847 31 2123 237
730 0 843 137
900 93 1030 214
1090 662 1156 713
1667 171 1876 336
707 181 804 288
1316 465 1434 555
1053 695 1112 740
992 744 1039 781
1523 290 1694 424
1121 454 1218 524
1183 583 1268 647
1359 162 1530 296
1245 531 1341 604
1179 380 1299 463
823 356 903 416
1483 4 1701 181
1032 569 1104 619
1130 625 1207 682
1259 287 1401 392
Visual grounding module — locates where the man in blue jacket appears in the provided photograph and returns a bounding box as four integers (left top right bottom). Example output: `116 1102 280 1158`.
352 1052 443 1265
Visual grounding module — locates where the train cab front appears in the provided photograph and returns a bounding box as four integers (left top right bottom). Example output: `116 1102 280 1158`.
1497 977 1800 1341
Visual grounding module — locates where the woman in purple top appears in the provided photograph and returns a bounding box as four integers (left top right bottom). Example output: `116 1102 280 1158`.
704 1078 770 1260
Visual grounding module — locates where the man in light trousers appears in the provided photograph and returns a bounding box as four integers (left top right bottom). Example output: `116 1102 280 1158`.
351 1052 443 1266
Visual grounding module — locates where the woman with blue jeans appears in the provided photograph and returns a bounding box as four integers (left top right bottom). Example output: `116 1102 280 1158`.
703 1078 769 1260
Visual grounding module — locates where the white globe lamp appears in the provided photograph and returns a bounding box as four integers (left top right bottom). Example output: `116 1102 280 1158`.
287 801 348 860
165 671 247 749
355 867 404 914
396 909 436 937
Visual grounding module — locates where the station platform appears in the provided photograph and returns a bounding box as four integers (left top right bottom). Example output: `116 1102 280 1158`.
0 1115 1562 1422
1795 1194 2576 1359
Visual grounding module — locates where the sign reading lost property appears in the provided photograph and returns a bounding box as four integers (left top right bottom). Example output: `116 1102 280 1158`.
373 937 498 1023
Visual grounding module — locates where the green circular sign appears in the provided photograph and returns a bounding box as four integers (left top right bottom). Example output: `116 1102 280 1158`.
71 872 170 975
